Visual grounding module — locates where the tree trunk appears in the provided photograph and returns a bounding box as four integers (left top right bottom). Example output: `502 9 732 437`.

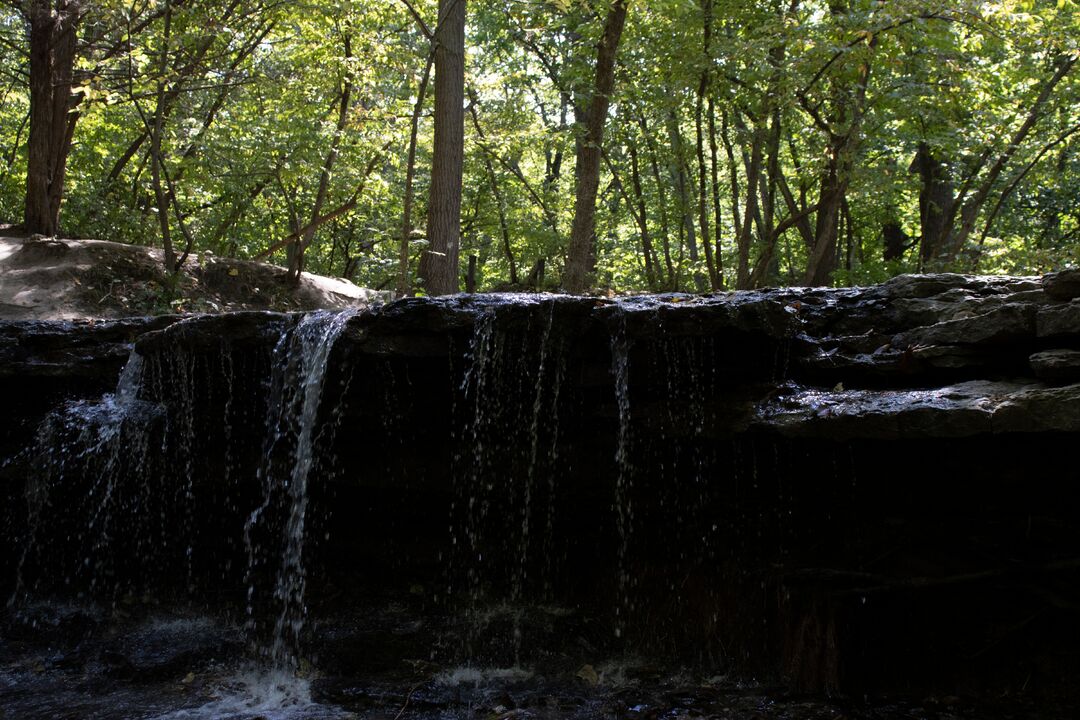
291 36 354 281
149 0 175 272
563 0 628 293
910 142 954 267
628 144 658 290
666 109 701 290
695 0 718 290
749 108 784 288
639 111 675 289
468 100 517 285
706 95 724 290
24 0 82 236
735 118 764 290
945 54 1076 263
399 51 434 296
801 10 874 286
419 0 467 296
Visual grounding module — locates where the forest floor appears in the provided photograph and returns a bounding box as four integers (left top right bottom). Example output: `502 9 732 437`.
0 227 380 321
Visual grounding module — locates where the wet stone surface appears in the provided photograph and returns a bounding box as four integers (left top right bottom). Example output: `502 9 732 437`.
1 602 1072 720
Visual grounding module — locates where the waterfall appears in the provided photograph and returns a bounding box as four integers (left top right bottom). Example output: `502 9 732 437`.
11 353 163 603
246 308 358 669
453 299 568 663
12 308 358 675
610 310 633 639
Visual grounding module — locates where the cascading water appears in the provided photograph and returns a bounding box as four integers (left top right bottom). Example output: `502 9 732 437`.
246 308 358 669
9 309 359 718
610 311 633 639
453 299 568 665
10 352 166 603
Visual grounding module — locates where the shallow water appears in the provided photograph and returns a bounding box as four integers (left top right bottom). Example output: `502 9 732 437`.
0 602 1068 720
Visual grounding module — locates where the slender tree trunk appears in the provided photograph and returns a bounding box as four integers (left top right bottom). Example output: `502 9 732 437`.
735 118 764 290
707 95 724 290
419 0 467 295
24 0 82 236
563 0 628 293
628 144 658 290
291 36 354 281
666 109 701 290
399 51 434 296
695 90 717 289
694 0 719 290
149 1 175 272
720 110 742 243
938 54 1076 264
468 100 517 285
639 111 675 289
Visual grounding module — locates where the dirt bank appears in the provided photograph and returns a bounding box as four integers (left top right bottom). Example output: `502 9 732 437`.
0 231 381 320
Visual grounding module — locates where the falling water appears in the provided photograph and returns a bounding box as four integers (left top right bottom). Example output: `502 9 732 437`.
527 301 566 603
245 308 358 670
610 310 633 639
452 300 569 664
457 309 499 641
11 352 161 603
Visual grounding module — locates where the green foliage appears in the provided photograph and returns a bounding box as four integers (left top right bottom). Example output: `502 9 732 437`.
0 0 1076 292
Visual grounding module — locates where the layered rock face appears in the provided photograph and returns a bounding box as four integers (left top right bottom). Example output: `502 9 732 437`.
2 273 1079 696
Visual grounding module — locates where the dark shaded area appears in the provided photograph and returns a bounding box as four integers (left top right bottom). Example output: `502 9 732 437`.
1 275 1079 715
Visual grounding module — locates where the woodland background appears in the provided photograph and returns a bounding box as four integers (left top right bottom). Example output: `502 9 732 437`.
0 0 1077 294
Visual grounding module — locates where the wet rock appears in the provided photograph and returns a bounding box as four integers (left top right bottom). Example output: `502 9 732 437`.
755 380 1080 439
1043 268 1080 301
133 310 288 354
105 616 241 681
3 602 102 646
0 316 176 380
1030 350 1080 383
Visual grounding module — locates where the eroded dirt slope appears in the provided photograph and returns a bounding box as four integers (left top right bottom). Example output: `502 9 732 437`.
0 231 381 320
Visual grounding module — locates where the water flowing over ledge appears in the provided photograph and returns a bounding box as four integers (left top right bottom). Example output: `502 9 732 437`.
2 272 1080 716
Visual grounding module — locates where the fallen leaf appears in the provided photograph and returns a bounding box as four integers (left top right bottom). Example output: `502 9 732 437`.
576 663 599 686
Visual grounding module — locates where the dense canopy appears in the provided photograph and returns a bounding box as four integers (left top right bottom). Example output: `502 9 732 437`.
0 0 1077 294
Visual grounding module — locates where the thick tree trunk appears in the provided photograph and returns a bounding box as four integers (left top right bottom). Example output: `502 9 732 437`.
24 0 82 236
563 0 628 294
911 142 954 267
419 0 467 296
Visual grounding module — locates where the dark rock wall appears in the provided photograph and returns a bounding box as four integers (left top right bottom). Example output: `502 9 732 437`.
2 274 1080 695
